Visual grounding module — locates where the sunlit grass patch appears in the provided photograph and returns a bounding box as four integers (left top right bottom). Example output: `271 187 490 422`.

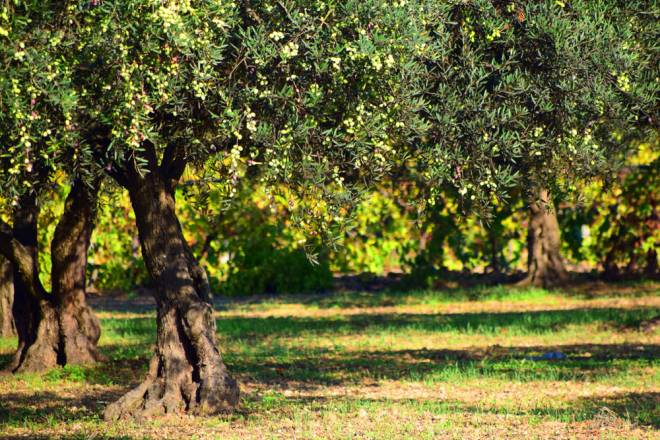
0 286 658 439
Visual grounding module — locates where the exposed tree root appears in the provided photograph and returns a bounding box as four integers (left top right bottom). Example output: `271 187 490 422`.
104 302 239 420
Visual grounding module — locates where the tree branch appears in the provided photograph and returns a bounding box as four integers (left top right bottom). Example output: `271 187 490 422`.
105 162 130 188
0 219 47 301
160 142 188 190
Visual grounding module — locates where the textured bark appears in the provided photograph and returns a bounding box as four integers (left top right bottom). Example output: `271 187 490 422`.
6 193 60 372
520 189 568 288
104 170 239 420
0 182 102 373
51 180 103 365
0 257 15 338
10 296 60 372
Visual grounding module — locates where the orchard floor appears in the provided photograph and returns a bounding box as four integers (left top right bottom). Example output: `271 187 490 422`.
0 282 658 439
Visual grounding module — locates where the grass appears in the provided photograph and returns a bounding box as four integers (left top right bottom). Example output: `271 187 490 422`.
0 283 658 439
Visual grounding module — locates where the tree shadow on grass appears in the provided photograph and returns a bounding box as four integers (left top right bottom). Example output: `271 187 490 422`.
1 388 655 439
253 390 659 429
1 337 654 412
96 305 659 340
0 352 11 369
84 305 660 388
229 343 659 386
88 276 659 313
3 306 655 373
0 306 657 436
526 391 660 429
0 389 124 435
3 303 652 384
457 390 660 428
12 341 652 390
228 276 660 309
1 304 657 387
90 307 658 350
0 345 656 437
215 307 660 337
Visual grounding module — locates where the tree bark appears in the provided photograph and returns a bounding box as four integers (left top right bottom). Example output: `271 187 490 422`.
6 192 61 372
520 189 568 288
0 257 15 338
0 181 102 373
51 180 103 365
104 169 239 420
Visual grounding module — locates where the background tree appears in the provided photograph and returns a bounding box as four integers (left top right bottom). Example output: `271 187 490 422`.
559 137 659 279
0 2 103 372
522 189 567 286
414 1 656 287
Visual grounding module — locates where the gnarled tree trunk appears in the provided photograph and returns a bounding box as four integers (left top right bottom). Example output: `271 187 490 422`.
520 189 568 288
104 168 238 420
6 193 60 372
0 256 15 338
0 181 102 373
51 180 103 365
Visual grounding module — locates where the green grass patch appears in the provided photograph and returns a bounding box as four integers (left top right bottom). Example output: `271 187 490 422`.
0 286 657 438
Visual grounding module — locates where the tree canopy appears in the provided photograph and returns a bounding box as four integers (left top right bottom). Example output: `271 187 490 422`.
411 0 656 211
1 1 655 210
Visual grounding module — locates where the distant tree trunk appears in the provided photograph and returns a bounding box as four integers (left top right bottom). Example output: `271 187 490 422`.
0 181 102 373
645 248 658 278
603 248 620 280
104 168 238 420
0 257 15 338
520 189 568 288
487 229 501 274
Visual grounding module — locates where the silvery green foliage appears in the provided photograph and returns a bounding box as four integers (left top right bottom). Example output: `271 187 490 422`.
415 0 657 211
1 1 655 218
68 0 429 202
0 3 83 205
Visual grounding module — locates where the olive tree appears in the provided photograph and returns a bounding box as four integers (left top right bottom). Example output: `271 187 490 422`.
63 0 429 419
414 0 657 286
0 2 103 371
7 0 655 420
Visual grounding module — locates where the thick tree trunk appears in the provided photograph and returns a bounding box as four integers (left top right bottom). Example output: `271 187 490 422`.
1 182 102 373
8 193 61 372
51 180 103 365
520 189 568 288
104 171 238 420
0 257 15 338
10 295 61 372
